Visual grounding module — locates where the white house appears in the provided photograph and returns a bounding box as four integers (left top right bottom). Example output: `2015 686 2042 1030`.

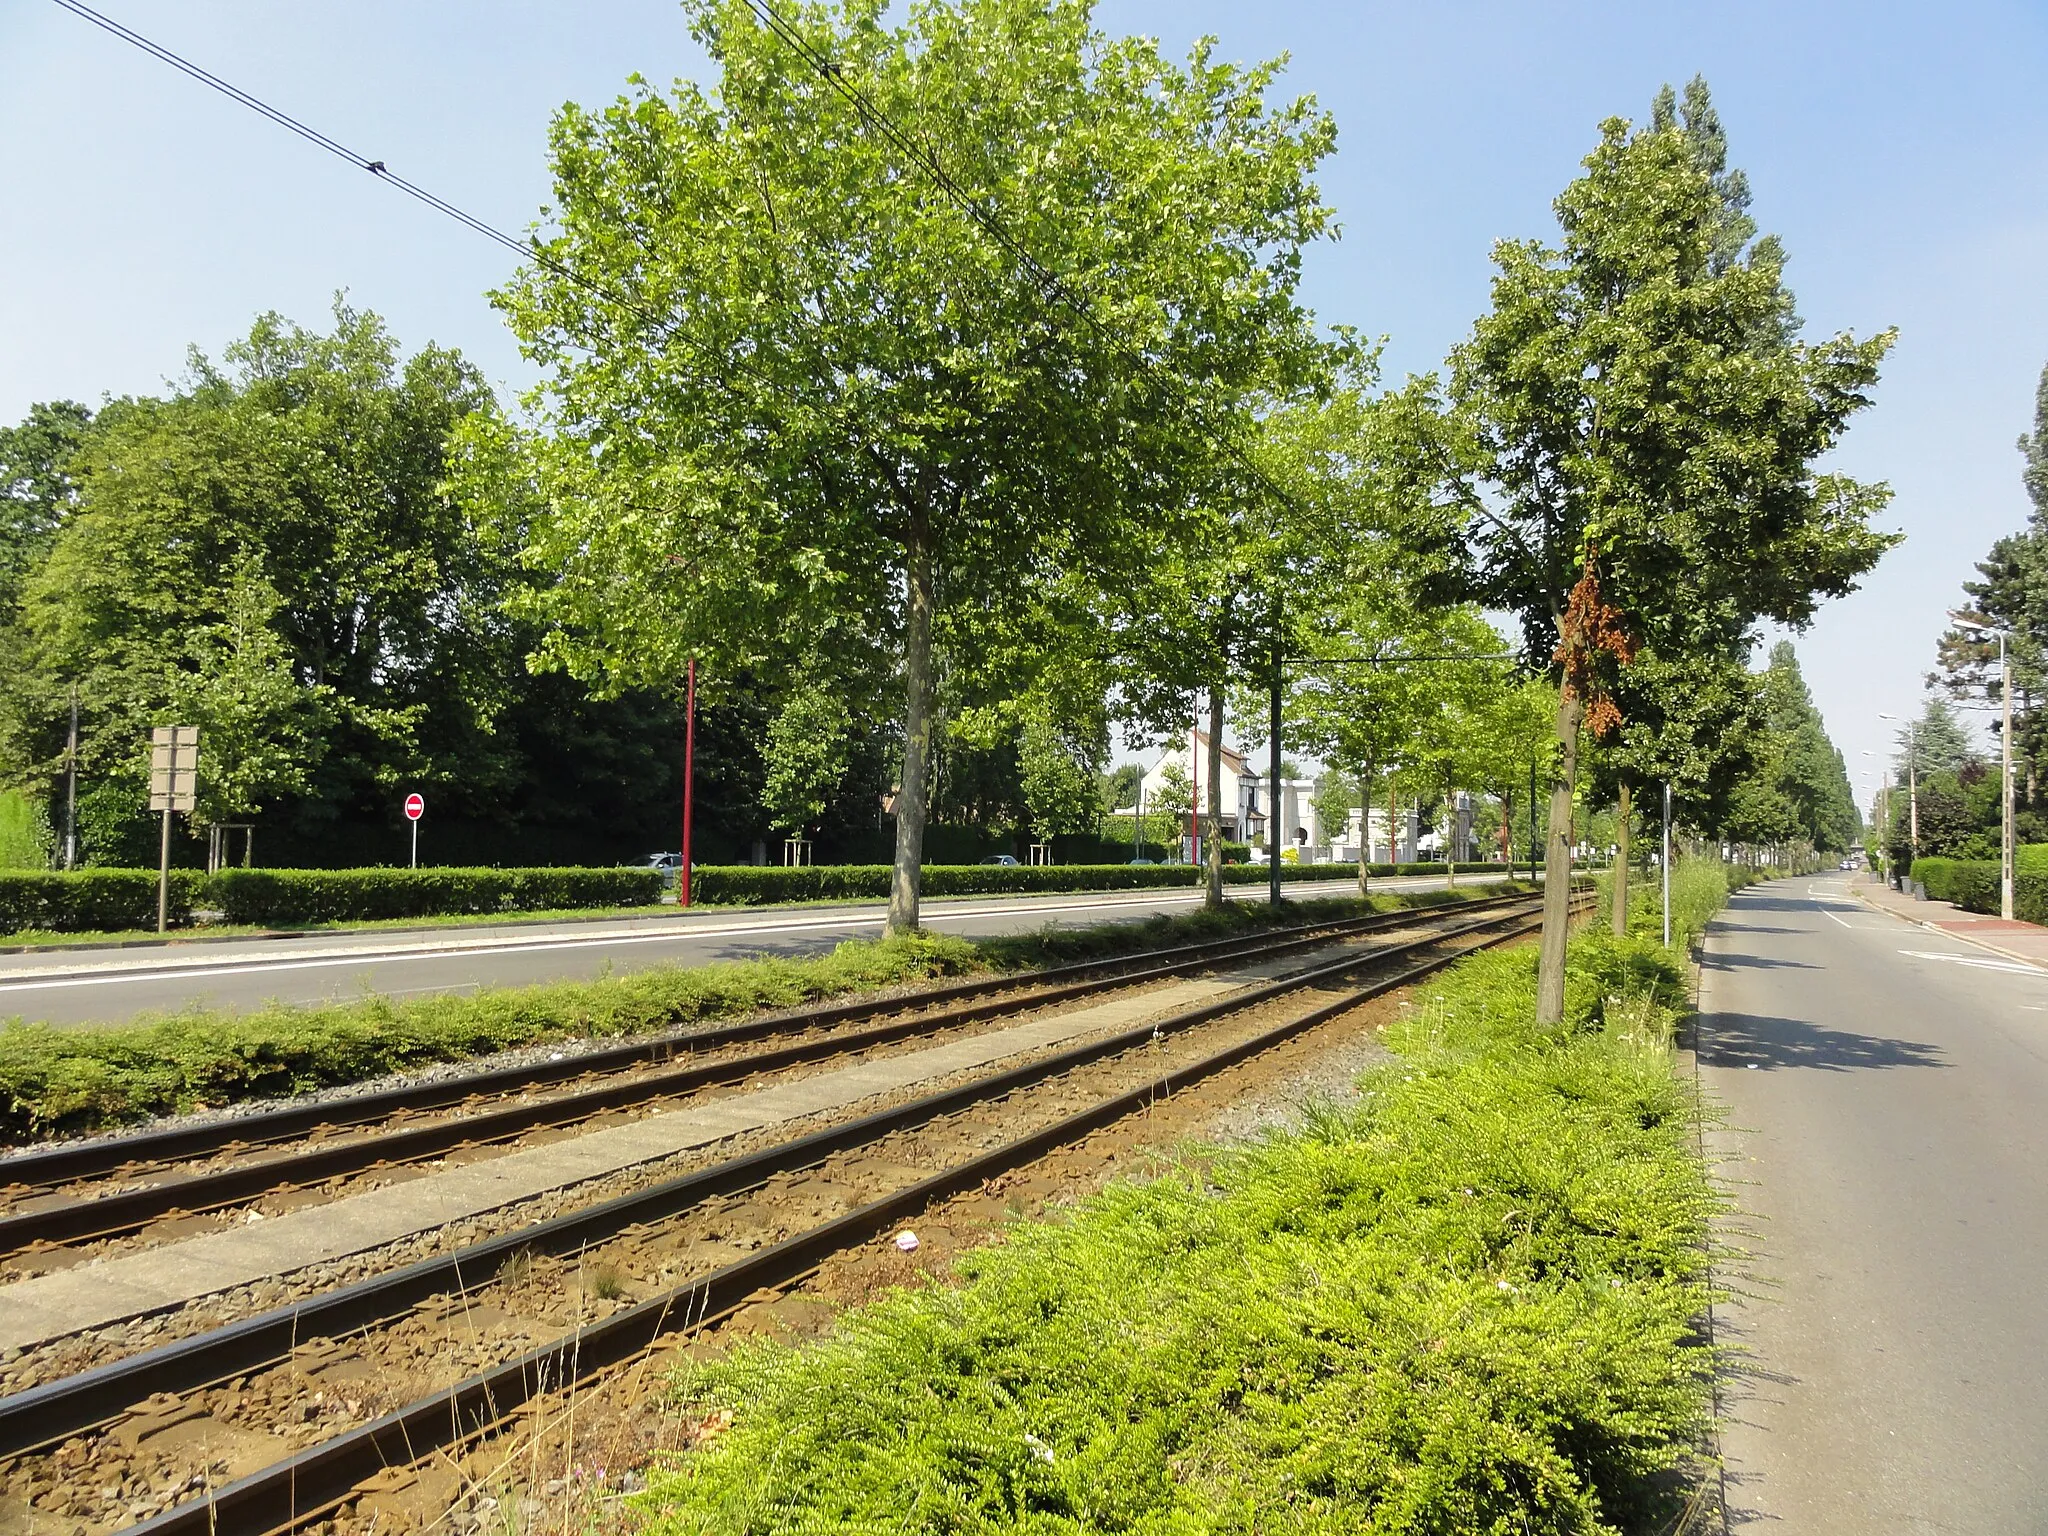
1131 732 1321 855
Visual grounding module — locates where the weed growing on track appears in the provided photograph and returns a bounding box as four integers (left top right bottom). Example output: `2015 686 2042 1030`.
0 886 1504 1140
636 931 1715 1535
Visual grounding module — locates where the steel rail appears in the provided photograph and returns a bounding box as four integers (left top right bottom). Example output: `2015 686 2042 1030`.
0 895 1553 1462
112 893 1589 1536
0 890 1525 1195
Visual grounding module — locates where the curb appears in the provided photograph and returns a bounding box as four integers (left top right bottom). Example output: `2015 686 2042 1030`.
1848 884 2048 973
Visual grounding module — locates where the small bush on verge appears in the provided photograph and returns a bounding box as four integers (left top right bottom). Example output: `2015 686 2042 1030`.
637 926 1715 1535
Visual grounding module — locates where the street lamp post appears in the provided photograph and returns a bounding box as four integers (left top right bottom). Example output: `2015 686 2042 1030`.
1947 612 2017 921
1878 713 1919 871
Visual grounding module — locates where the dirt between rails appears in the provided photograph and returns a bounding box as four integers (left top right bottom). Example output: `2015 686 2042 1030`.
0 918 1535 1535
0 913 1496 1391
0 961 1246 1282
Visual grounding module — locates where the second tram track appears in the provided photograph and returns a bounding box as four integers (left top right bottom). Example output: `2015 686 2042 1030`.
0 890 1528 1257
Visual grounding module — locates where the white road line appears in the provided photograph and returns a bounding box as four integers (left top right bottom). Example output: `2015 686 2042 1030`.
1897 949 2048 976
1822 909 1852 927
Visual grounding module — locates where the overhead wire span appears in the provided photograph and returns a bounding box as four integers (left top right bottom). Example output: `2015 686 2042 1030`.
47 0 793 401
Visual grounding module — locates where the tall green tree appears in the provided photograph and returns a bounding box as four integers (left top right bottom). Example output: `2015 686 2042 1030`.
0 400 94 610
1933 360 2048 802
1442 78 1897 1019
480 0 1337 931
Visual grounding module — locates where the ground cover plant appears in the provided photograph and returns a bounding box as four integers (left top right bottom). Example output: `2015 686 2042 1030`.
634 901 1717 1533
0 886 1510 1141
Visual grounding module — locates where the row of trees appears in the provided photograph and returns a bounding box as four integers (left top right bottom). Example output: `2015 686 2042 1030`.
1889 357 2048 866
3 1 1896 1020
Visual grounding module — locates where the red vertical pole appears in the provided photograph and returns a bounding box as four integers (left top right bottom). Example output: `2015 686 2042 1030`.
680 657 696 908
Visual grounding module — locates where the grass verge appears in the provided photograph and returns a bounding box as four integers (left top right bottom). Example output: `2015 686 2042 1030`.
632 896 1719 1532
0 886 1511 1143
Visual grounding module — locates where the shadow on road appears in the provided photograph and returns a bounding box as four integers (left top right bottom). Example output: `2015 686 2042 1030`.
1700 1011 1947 1073
1700 952 1821 972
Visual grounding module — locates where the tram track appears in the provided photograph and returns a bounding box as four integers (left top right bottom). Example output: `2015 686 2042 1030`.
0 891 1529 1255
0 888 1588 1535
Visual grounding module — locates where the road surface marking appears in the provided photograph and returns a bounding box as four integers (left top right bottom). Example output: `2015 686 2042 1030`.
1898 949 2046 976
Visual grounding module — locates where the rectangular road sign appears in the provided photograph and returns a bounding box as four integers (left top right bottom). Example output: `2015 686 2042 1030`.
148 725 199 813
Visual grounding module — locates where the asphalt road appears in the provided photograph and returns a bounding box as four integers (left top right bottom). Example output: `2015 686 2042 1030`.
1702 876 2048 1533
0 872 1508 1029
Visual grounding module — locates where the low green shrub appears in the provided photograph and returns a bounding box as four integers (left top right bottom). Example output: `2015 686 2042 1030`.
641 928 1714 1534
205 866 663 925
0 870 200 934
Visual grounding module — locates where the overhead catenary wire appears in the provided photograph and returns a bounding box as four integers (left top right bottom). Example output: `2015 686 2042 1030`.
48 0 797 404
730 0 1314 518
57 0 1310 531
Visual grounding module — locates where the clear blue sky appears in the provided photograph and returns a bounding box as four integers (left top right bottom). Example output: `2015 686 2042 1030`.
5 0 2046 812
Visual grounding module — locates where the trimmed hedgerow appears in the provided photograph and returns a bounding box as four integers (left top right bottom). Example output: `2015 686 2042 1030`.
638 929 1716 1534
204 866 664 925
690 861 1511 906
0 870 202 934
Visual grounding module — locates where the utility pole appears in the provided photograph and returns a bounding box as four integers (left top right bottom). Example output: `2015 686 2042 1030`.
1879 711 1919 867
1998 631 2016 920
1528 755 1538 884
63 686 77 872
1268 631 1283 908
1661 781 1672 949
679 657 697 908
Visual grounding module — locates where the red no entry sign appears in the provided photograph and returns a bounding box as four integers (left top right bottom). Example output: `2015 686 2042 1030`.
404 793 425 822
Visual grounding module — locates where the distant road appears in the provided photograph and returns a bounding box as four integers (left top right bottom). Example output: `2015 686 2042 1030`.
1702 877 2048 1532
0 872 1511 1029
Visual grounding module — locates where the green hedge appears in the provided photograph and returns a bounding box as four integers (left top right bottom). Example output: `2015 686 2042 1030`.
0 858 1525 934
205 866 665 924
689 860 1513 906
1907 852 2048 923
0 870 202 934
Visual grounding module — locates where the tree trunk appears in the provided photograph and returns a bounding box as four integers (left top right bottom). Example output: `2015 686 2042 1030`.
1204 688 1226 910
1388 779 1398 867
1537 687 1585 1024
1357 764 1373 896
887 530 936 935
1610 779 1631 936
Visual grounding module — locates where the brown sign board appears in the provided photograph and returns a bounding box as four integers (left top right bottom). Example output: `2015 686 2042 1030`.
149 725 199 813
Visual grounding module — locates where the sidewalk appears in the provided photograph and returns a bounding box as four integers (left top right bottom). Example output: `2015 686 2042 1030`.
1852 874 2048 970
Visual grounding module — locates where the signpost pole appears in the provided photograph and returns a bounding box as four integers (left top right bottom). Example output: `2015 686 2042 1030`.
157 807 171 934
680 657 696 908
402 793 425 867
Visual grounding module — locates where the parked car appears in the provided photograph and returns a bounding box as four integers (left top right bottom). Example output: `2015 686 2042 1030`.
1127 857 1158 866
643 852 684 874
980 853 1020 866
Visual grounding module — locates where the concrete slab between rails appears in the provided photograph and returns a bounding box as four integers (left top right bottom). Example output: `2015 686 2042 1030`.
1849 877 2048 972
0 965 1295 1353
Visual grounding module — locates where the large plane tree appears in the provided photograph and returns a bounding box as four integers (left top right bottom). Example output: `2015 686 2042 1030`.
480 0 1336 931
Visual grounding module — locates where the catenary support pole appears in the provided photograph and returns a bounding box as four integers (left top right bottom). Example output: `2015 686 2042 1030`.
1662 781 1672 949
1528 756 1538 883
1269 634 1283 907
681 657 697 908
63 687 77 872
